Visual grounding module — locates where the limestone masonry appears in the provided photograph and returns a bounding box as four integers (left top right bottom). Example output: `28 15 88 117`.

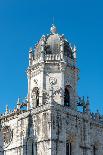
0 25 103 155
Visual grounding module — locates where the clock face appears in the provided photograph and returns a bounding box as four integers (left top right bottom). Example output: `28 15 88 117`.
2 126 13 147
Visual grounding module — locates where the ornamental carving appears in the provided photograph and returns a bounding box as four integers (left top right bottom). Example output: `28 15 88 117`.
42 90 49 104
53 87 63 96
31 87 39 107
2 126 13 146
49 77 57 85
34 79 38 85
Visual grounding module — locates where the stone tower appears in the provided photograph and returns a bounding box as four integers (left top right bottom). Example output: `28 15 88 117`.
27 24 78 110
25 24 79 155
1 25 103 155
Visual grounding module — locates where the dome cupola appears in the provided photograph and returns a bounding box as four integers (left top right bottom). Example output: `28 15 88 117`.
34 24 75 60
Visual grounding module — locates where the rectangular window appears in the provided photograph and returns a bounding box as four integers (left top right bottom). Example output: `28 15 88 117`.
66 142 72 155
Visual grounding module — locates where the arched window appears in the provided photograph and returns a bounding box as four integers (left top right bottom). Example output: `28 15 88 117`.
64 85 70 106
32 142 34 155
93 145 96 155
66 141 72 155
27 139 35 155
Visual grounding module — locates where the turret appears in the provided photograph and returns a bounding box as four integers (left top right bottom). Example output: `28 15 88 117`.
27 24 79 110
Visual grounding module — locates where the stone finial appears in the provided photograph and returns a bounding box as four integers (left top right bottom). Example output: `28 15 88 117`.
41 40 45 46
73 45 77 59
17 97 20 110
41 37 45 52
50 24 57 34
29 48 33 54
85 97 90 113
82 96 86 112
91 112 95 119
95 109 100 121
60 40 64 52
41 35 46 41
6 105 9 114
17 97 20 104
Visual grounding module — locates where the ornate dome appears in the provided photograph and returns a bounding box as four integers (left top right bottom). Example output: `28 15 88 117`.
34 24 74 59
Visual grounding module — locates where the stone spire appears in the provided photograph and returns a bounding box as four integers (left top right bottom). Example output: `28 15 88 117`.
6 105 9 114
50 24 57 34
17 97 21 110
73 45 77 59
85 97 90 113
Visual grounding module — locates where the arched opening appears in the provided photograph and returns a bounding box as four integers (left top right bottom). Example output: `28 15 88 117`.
27 139 34 155
93 144 98 155
32 87 39 107
93 145 96 155
66 141 72 155
64 85 70 106
32 142 34 155
66 133 76 155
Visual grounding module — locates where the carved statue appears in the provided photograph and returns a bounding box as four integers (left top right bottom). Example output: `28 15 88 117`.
31 87 39 107
42 89 49 104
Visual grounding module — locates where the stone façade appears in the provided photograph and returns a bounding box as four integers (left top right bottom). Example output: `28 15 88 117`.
0 25 103 155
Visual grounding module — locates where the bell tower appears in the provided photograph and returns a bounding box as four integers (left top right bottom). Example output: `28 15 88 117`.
27 24 79 110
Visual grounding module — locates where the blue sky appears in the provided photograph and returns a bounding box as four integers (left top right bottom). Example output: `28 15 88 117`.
0 0 103 113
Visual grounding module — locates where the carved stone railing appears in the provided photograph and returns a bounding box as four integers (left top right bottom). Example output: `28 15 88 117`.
45 54 61 61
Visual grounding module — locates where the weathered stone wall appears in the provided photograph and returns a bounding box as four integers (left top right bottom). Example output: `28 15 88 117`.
0 24 103 155
0 104 103 155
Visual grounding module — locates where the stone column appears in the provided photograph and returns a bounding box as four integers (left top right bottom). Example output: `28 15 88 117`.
60 62 65 105
39 65 44 106
60 40 64 61
84 118 91 155
27 69 31 110
29 48 33 66
71 135 80 155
